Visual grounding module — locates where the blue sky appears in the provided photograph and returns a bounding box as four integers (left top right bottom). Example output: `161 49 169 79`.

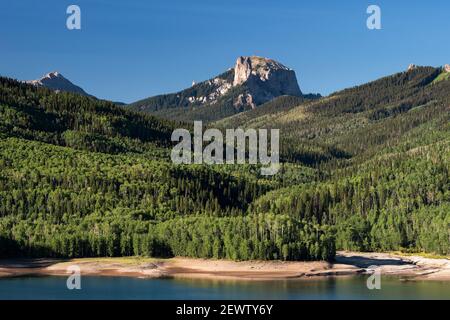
1 0 449 103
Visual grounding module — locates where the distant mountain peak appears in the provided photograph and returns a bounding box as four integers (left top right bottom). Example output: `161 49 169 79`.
26 71 91 96
233 56 302 105
444 64 450 73
44 71 61 78
130 55 303 119
28 71 68 85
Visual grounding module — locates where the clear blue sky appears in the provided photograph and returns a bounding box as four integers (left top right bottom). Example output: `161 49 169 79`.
1 0 449 103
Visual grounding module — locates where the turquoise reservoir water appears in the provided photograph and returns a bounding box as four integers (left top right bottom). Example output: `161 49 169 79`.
0 276 449 300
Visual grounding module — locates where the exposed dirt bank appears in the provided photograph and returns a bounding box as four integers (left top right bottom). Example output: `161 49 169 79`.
0 252 448 281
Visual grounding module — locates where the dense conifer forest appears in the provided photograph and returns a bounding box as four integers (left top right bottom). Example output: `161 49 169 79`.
0 66 448 260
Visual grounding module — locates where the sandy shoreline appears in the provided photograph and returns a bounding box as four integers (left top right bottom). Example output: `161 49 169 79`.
0 251 449 281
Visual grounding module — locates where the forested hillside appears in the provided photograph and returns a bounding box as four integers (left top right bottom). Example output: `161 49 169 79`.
0 77 179 154
218 66 450 255
0 66 448 260
216 67 450 165
0 77 334 260
128 70 247 123
129 70 235 112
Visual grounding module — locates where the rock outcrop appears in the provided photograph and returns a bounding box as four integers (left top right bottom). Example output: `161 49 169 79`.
26 71 90 96
444 64 450 73
234 93 256 110
233 56 302 106
408 64 417 71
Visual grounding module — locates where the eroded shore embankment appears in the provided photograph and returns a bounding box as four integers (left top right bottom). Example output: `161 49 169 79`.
0 251 449 281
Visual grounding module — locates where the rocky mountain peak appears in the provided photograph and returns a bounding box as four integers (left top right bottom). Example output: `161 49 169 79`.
444 64 450 73
233 56 291 86
232 56 302 107
26 71 90 96
130 55 304 117
44 71 62 79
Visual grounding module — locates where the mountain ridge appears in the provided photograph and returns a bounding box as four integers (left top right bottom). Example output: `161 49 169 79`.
26 71 92 97
128 56 308 122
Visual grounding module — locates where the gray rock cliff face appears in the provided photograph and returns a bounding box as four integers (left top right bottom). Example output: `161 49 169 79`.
233 56 302 106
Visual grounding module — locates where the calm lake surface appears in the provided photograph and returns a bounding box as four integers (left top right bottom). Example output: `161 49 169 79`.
0 275 449 300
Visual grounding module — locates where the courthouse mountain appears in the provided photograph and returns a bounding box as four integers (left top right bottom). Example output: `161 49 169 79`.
129 56 312 122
